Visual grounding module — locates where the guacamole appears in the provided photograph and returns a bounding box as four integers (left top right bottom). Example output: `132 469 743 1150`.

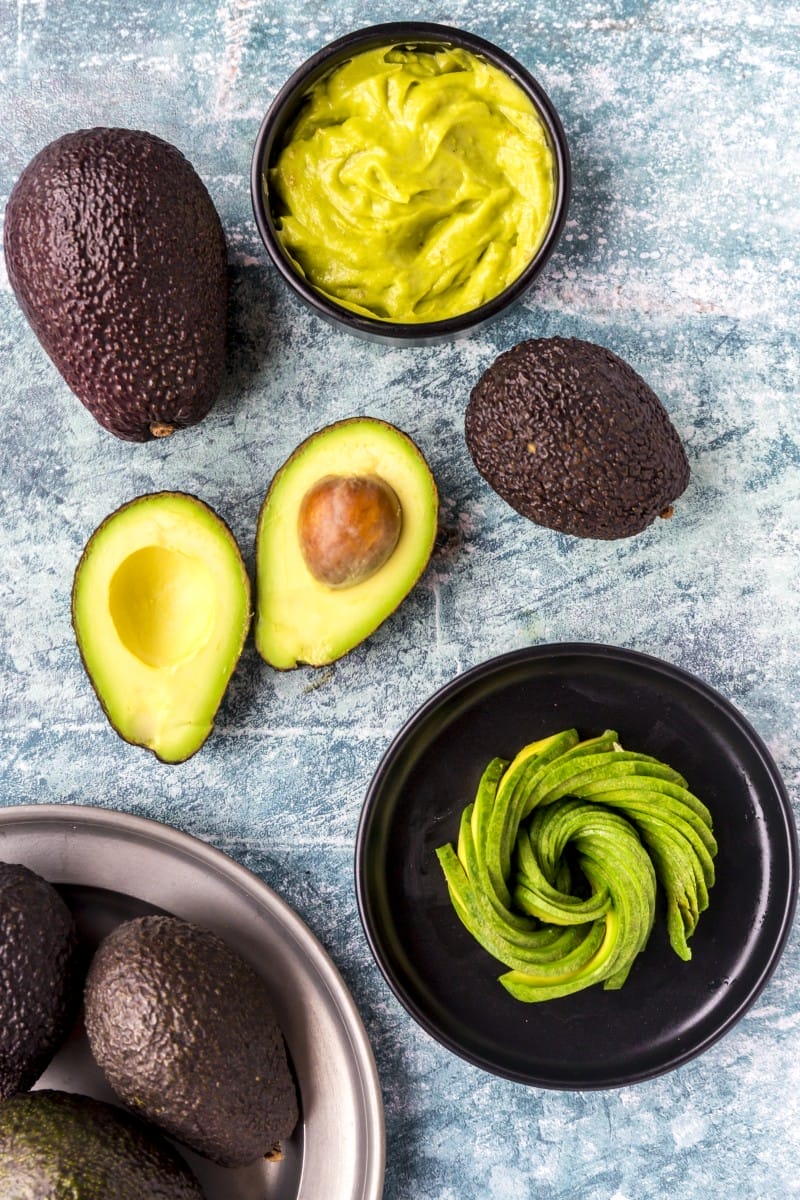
268 44 556 323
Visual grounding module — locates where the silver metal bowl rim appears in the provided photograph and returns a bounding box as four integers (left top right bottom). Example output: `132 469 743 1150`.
0 802 385 1200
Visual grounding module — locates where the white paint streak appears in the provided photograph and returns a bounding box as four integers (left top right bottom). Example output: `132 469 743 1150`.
425 574 444 657
215 0 257 117
16 0 47 66
210 833 352 849
214 723 395 739
670 1109 710 1150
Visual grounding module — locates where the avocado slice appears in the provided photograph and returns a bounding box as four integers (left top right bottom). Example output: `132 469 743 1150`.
436 730 717 1001
3 127 227 442
84 915 299 1168
255 417 438 668
0 1090 204 1199
465 337 690 539
72 492 251 763
0 864 80 1099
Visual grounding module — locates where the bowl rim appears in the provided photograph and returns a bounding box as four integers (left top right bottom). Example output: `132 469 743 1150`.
352 641 800 1088
250 21 572 342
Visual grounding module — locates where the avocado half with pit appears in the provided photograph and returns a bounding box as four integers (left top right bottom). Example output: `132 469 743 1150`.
255 417 438 669
72 492 251 763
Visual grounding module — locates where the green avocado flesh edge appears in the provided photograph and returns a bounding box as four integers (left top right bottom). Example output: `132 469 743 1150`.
72 493 251 763
435 729 717 1002
254 418 438 669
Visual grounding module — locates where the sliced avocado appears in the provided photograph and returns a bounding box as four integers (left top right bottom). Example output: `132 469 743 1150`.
0 1090 204 1199
255 417 438 668
72 492 251 763
465 337 690 539
84 915 299 1168
0 864 80 1099
436 729 716 1001
3 127 227 442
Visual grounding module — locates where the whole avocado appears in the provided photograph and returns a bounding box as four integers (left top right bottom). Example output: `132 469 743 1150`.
0 1089 204 1199
3 127 228 442
465 337 690 539
0 863 80 1099
84 914 299 1167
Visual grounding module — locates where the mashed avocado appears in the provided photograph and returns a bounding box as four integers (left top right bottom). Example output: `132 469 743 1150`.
268 44 556 323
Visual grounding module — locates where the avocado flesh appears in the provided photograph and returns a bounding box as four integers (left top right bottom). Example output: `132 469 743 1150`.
84 915 299 1168
465 337 690 539
255 417 438 668
0 864 80 1099
0 1090 204 1199
3 127 227 442
72 493 251 763
435 729 716 1001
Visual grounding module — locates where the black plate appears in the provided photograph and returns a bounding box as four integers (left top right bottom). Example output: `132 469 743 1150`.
355 643 798 1089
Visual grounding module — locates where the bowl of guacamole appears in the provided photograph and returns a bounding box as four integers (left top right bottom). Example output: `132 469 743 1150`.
251 22 571 344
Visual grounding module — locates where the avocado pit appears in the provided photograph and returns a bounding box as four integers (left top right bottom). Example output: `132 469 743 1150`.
298 473 402 589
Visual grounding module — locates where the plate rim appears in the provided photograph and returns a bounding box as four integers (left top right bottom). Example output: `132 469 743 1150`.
0 802 386 1199
355 640 799 1089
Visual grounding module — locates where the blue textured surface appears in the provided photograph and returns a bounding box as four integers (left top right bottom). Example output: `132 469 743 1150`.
1 2 799 1197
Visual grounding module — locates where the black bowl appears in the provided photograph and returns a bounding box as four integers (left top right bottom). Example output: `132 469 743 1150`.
250 22 571 345
355 643 798 1088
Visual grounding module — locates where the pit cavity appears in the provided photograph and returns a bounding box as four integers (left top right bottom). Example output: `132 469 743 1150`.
109 545 216 668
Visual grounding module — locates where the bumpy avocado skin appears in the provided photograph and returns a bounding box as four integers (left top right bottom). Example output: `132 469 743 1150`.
465 337 690 539
0 1090 204 1199
3 128 227 442
84 915 299 1168
0 864 80 1100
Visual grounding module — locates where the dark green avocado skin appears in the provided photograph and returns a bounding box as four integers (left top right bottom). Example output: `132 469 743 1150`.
3 128 227 442
84 914 299 1168
465 337 691 539
0 863 80 1100
0 1089 204 1199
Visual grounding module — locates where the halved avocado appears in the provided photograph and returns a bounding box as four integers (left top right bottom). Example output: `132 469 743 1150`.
255 417 438 668
72 492 251 763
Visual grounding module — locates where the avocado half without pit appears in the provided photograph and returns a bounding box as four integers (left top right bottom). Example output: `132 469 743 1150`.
72 492 251 763
255 417 438 669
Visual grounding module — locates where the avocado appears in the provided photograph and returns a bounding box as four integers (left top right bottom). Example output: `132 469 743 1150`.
84 915 299 1168
255 417 438 668
3 127 227 442
72 492 251 763
436 728 716 1002
0 1089 204 1199
0 863 80 1099
465 337 690 539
